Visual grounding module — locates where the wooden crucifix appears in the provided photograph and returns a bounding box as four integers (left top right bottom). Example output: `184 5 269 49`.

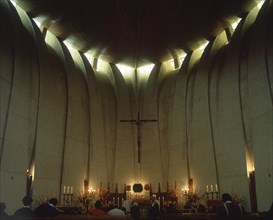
120 112 157 163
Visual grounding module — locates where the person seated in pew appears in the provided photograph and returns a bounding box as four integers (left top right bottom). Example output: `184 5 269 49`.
107 204 125 216
35 198 61 217
89 200 106 216
217 193 246 218
0 202 8 217
148 197 160 220
14 195 34 217
130 202 140 220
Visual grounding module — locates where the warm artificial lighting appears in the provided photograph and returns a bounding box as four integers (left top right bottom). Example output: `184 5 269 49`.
169 60 176 70
231 18 242 30
198 41 209 52
180 54 186 65
132 183 143 193
33 16 46 29
10 0 17 6
116 63 135 79
137 63 155 76
63 39 75 52
84 53 94 63
257 0 265 9
33 18 42 28
96 59 109 73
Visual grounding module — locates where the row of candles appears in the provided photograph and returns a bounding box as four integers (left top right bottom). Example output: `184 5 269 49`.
63 186 73 194
206 184 218 193
63 184 218 196
181 184 218 195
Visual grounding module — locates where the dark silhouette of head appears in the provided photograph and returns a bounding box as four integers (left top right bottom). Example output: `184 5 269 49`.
22 196 33 206
222 193 232 202
49 198 58 206
0 202 6 211
94 200 102 209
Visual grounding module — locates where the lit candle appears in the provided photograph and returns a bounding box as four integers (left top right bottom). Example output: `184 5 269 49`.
64 186 66 194
71 186 73 194
215 184 218 192
210 185 213 192
206 185 209 193
67 186 70 194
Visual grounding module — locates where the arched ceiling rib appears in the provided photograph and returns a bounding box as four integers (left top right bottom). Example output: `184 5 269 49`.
16 0 257 67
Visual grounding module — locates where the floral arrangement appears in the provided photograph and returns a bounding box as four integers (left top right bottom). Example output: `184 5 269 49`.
169 188 179 199
144 184 150 191
126 185 131 191
130 193 150 208
99 188 111 200
231 192 245 205
132 198 151 208
183 190 206 211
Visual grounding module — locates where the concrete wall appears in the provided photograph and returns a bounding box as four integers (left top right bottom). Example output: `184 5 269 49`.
0 0 272 214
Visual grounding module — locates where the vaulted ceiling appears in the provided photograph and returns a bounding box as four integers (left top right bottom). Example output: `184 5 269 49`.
16 0 257 67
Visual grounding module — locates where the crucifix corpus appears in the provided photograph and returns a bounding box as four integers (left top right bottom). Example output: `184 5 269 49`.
120 112 157 163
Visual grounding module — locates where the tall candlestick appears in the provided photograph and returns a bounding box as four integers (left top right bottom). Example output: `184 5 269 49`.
210 185 213 192
206 185 209 193
67 186 70 194
71 186 73 194
64 186 66 194
215 184 218 192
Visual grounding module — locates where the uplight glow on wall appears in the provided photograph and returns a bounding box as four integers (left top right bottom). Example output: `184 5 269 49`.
116 63 135 80
96 59 109 73
63 39 75 52
180 54 187 66
231 18 242 30
137 63 155 76
257 0 265 9
169 60 176 70
198 41 209 52
10 0 17 6
84 53 94 64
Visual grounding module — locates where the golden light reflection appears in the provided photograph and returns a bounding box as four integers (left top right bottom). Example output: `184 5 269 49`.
96 59 109 73
198 40 209 52
137 63 155 77
63 39 75 52
116 63 135 80
257 0 265 9
231 18 242 31
10 0 17 6
169 60 176 70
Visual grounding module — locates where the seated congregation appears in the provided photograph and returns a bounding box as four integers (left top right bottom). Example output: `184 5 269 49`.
0 192 272 220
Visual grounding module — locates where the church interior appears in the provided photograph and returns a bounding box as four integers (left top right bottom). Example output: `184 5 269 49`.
0 0 272 218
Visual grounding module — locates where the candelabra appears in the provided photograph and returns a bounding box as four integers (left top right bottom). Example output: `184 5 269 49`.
205 191 219 200
205 184 219 200
63 186 74 206
63 192 74 206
